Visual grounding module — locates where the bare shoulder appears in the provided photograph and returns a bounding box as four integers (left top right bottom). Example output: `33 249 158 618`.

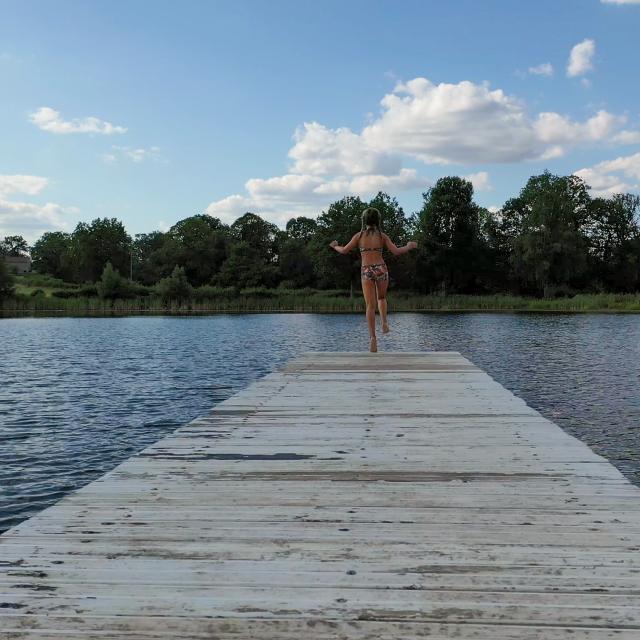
342 231 363 252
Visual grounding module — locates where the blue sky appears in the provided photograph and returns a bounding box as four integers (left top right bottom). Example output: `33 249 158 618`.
1 0 639 241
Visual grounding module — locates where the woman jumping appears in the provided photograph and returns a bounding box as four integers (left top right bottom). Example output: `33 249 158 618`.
330 207 417 353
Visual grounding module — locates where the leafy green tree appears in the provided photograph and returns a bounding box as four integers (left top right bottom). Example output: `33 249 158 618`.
132 231 169 285
71 218 132 282
0 257 15 300
31 232 74 280
478 207 512 292
285 216 318 242
278 238 316 288
231 213 280 262
415 177 485 293
156 265 194 304
96 262 131 299
367 192 415 289
310 195 366 292
214 241 278 288
0 235 29 256
586 193 640 291
508 172 591 295
159 215 230 286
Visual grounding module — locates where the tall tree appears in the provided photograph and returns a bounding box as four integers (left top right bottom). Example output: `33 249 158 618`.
230 213 280 263
158 215 230 286
131 231 168 285
310 196 366 292
285 216 318 243
415 177 485 294
278 238 316 288
508 171 591 295
71 218 132 283
214 241 278 288
587 193 640 291
31 232 74 280
0 256 15 300
478 207 512 292
367 192 415 289
0 235 29 257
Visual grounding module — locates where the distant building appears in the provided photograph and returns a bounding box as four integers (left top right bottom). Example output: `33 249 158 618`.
3 255 32 275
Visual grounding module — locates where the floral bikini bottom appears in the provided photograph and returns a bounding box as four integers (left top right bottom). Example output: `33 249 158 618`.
361 262 389 282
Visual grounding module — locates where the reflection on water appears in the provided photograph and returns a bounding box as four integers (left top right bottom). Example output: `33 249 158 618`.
1 313 639 533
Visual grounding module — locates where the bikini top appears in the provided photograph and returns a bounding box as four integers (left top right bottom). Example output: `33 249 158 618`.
358 228 384 252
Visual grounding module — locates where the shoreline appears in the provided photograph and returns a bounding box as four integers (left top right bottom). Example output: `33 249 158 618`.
4 291 640 317
3 307 640 318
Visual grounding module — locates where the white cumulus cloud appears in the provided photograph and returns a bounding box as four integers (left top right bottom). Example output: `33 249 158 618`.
0 174 77 242
0 175 49 197
360 78 539 164
207 76 637 226
464 172 492 191
574 152 640 196
567 39 596 77
289 122 400 176
29 107 127 135
206 169 430 226
534 110 625 144
612 130 640 144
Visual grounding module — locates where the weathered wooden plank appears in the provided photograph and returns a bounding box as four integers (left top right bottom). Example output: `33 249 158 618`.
5 505 639 526
3 616 638 640
3 561 640 592
2 522 638 547
1 588 639 627
2 351 639 638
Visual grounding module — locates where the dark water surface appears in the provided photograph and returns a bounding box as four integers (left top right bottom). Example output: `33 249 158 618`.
1 313 639 533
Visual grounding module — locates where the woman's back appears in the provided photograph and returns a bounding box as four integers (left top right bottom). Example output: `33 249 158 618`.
358 228 385 266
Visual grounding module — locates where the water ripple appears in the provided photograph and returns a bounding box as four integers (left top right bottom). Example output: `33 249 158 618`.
1 313 638 533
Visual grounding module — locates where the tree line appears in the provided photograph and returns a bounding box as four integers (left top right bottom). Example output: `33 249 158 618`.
2 170 640 299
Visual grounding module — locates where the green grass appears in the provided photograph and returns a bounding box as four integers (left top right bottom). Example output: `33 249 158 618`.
14 284 63 297
2 290 640 316
13 274 80 299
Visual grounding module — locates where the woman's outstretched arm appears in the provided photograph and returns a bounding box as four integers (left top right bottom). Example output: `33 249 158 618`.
382 233 418 256
330 233 361 255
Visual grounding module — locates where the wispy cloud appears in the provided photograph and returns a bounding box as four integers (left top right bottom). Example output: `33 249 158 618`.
102 146 163 164
600 0 640 5
29 107 127 135
528 62 554 76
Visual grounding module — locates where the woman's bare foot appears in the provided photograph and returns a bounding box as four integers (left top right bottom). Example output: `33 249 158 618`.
382 321 390 334
369 336 378 353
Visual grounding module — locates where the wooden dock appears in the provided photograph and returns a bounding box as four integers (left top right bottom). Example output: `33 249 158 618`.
2 351 640 639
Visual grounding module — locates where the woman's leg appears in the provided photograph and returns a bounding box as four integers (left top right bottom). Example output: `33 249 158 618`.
376 278 389 332
361 277 378 351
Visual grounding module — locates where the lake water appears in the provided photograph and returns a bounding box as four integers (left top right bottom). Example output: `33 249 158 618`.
1 313 639 534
